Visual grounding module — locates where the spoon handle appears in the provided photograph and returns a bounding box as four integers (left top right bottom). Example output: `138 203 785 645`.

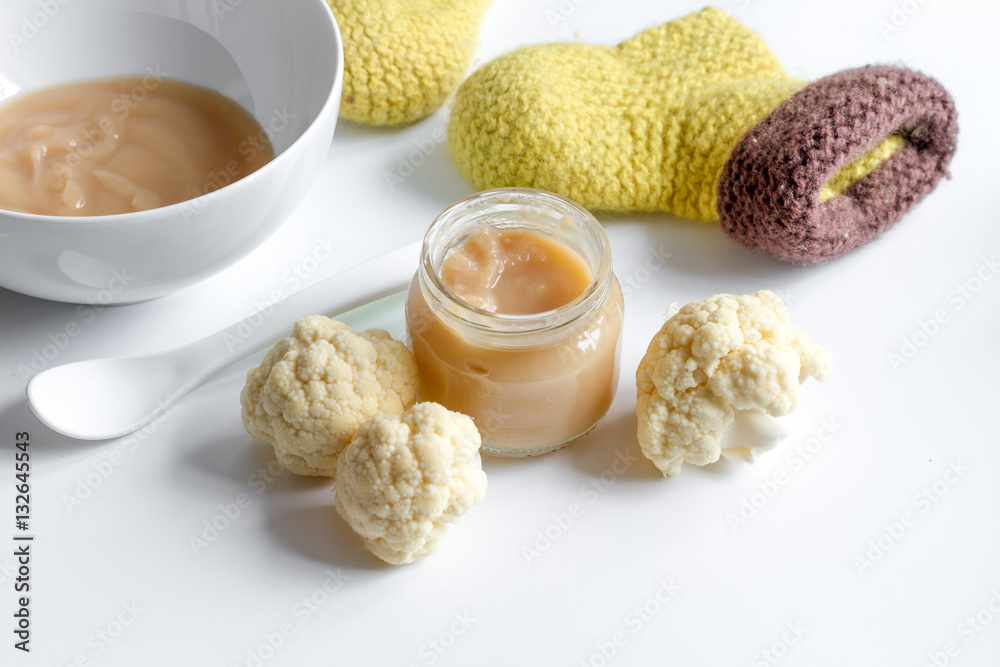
182 239 422 382
25 240 423 440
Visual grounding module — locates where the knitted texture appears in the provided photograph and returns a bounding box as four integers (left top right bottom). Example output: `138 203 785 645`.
819 134 906 203
329 0 491 125
450 7 805 220
448 8 957 263
719 67 957 263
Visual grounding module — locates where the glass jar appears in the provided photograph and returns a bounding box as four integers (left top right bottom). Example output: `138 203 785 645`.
405 188 624 456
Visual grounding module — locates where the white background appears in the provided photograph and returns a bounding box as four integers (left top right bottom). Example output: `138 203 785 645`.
3 1 999 665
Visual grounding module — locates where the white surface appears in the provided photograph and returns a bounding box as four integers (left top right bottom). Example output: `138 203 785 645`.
0 0 342 302
3 1 999 665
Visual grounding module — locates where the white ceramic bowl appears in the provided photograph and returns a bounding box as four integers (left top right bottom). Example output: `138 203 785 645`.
0 0 343 303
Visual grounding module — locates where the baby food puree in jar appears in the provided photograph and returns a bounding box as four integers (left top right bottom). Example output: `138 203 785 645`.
0 76 273 216
438 226 592 314
406 188 624 456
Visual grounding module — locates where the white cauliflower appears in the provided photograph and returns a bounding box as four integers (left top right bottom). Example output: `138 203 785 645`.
636 290 831 477
240 315 418 477
334 402 487 565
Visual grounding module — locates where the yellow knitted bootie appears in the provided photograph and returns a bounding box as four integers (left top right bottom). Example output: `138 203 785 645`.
329 0 492 126
449 8 956 263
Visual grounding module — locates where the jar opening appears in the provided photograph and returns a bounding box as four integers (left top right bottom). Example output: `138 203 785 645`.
419 188 613 346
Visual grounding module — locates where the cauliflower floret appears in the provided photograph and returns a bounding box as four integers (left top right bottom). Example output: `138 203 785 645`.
240 315 418 477
334 402 487 565
636 290 831 477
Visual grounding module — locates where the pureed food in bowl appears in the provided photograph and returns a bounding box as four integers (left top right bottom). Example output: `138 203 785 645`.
0 0 343 303
0 76 273 216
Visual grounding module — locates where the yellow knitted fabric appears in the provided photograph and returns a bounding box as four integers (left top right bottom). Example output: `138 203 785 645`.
819 133 906 202
449 7 899 218
328 0 492 126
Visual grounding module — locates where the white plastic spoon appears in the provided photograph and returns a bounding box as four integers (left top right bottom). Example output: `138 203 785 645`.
25 240 421 440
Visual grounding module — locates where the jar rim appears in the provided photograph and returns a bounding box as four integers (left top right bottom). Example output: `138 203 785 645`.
418 187 613 342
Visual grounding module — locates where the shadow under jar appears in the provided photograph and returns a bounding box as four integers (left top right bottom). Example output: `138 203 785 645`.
405 187 624 457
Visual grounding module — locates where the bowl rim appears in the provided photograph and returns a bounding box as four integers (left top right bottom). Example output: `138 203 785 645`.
0 0 344 227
